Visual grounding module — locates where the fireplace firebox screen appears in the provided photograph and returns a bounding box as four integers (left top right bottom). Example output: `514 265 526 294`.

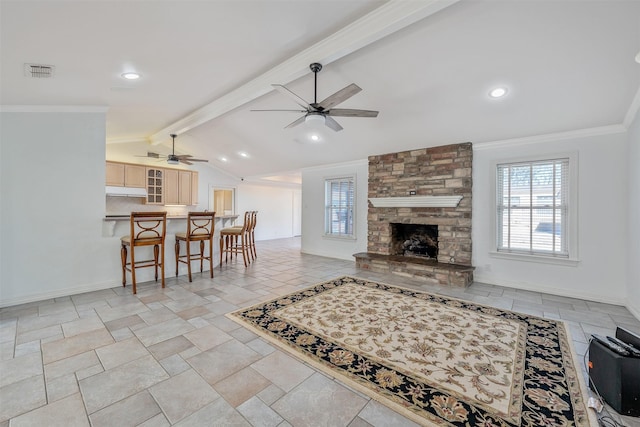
390 223 438 259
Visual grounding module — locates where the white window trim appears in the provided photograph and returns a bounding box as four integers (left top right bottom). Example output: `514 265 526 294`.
490 151 579 265
323 174 357 240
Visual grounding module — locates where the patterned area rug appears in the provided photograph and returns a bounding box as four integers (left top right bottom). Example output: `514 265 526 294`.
228 276 597 426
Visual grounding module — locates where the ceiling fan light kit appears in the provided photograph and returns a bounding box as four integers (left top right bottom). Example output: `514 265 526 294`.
253 62 379 134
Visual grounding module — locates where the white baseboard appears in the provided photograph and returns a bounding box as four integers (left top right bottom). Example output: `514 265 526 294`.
626 304 640 323
473 273 627 307
300 249 355 262
0 280 120 308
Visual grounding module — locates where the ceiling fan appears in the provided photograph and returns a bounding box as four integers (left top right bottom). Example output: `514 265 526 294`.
143 134 209 166
252 62 379 132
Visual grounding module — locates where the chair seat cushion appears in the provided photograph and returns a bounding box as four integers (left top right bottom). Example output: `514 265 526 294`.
176 232 211 241
121 235 163 245
220 228 244 235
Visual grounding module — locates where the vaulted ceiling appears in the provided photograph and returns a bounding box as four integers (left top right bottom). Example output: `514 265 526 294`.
2 1 639 182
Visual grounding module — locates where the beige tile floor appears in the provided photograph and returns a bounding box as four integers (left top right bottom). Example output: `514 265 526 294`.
1 237 639 426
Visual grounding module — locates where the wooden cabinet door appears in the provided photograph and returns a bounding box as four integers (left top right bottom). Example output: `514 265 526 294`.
124 164 146 188
106 162 125 186
164 169 179 205
191 171 198 206
178 171 192 205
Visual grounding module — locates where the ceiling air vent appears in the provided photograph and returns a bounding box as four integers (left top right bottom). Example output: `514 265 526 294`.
24 63 55 78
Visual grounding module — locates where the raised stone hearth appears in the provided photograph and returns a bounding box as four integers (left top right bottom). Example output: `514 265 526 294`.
355 142 474 287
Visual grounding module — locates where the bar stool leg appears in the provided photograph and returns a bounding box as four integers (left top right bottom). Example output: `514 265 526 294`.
186 241 192 282
121 244 127 286
175 240 180 277
219 236 224 266
199 241 205 273
160 243 165 288
131 246 137 295
241 234 248 267
153 244 159 281
208 239 214 278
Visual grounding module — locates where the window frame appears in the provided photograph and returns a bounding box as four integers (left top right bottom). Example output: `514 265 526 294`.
323 175 356 240
490 152 579 266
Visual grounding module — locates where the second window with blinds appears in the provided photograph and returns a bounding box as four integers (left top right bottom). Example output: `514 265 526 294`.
495 154 577 262
325 176 355 239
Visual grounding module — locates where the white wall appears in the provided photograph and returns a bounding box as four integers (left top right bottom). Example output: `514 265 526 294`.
300 160 368 261
236 182 301 241
1 109 116 306
473 129 629 304
627 111 640 319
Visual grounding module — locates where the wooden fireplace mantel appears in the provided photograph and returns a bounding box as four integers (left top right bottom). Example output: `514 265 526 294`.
368 195 463 208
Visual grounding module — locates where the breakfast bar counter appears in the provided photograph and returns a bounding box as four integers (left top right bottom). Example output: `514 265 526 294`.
102 214 238 237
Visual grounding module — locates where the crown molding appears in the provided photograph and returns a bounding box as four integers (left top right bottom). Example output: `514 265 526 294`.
0 105 108 113
473 124 627 151
301 158 368 173
148 0 460 144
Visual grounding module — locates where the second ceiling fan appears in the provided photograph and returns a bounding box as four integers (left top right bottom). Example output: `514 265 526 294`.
144 134 209 166
253 62 379 132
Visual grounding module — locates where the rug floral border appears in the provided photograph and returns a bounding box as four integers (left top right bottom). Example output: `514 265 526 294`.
227 276 596 427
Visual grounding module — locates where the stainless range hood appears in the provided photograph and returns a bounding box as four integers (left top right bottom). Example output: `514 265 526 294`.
105 186 148 197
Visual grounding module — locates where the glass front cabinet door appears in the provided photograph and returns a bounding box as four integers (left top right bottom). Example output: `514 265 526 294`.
146 168 163 204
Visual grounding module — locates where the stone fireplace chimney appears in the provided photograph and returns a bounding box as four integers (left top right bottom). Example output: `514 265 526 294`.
354 142 474 286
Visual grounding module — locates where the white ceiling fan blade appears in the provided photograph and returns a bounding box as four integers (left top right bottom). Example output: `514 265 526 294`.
328 108 379 118
317 83 361 110
272 84 311 110
324 116 343 132
284 115 307 129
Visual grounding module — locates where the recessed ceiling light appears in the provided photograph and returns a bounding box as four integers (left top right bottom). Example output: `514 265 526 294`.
310 134 320 142
121 72 141 80
220 157 228 162
238 152 248 158
489 87 508 98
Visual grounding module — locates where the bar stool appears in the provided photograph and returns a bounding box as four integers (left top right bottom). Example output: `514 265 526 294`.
219 211 251 267
120 212 167 294
175 211 216 282
233 211 257 260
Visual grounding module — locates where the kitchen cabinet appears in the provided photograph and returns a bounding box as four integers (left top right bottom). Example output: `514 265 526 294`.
179 171 192 205
164 169 179 205
146 168 164 204
106 162 125 186
125 165 146 188
165 169 197 206
106 161 198 206
106 161 146 188
191 171 199 206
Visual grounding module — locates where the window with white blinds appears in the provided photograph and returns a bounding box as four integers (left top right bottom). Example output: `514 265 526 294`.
325 176 355 238
496 158 570 257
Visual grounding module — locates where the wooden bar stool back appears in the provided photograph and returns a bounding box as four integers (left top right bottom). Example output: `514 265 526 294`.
220 211 251 267
175 211 216 282
247 211 258 260
120 212 167 294
232 210 257 260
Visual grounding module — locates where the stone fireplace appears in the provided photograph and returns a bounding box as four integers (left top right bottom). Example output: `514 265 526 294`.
354 142 474 287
